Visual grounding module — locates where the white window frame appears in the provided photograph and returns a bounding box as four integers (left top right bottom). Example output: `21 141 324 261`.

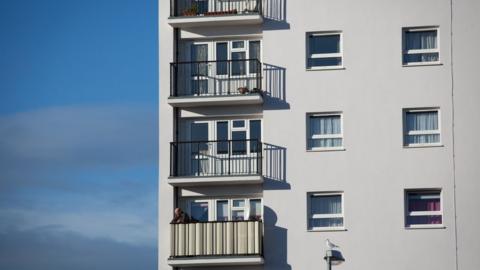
403 108 441 148
306 112 344 151
215 39 262 76
405 189 444 229
183 197 263 222
306 31 343 70
307 192 345 231
402 26 440 66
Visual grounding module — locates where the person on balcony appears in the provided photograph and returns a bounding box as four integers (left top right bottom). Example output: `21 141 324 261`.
170 207 191 224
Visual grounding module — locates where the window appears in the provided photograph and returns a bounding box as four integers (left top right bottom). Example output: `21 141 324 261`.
403 27 439 65
307 32 342 69
190 201 209 222
185 198 263 222
249 41 261 73
307 113 343 150
216 42 228 75
404 109 441 146
405 190 442 228
308 192 344 230
249 199 262 221
249 120 261 153
191 40 260 76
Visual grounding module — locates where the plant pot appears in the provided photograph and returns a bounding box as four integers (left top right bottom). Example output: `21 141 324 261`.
182 11 196 16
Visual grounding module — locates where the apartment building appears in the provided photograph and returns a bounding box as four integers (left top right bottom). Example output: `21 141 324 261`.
159 0 480 269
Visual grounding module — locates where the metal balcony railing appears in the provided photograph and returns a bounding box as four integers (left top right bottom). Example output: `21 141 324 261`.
170 0 263 17
170 220 263 258
170 59 262 97
170 139 263 177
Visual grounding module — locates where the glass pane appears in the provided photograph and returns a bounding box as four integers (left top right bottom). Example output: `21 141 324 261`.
191 123 209 153
310 195 342 215
232 131 247 155
249 41 261 73
192 79 208 95
232 210 245 221
309 34 340 54
308 138 343 149
191 44 208 76
233 199 245 208
404 53 439 63
406 134 440 144
233 120 245 128
249 199 262 220
216 43 228 75
308 57 342 68
249 120 261 152
309 218 343 228
406 111 438 131
216 121 228 154
216 200 229 221
232 41 244 48
407 215 442 225
231 52 246 75
408 191 441 212
310 115 341 135
191 201 209 222
195 0 209 14
405 30 437 50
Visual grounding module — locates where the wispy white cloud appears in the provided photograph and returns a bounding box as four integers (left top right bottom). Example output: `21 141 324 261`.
0 104 157 249
0 227 156 270
0 104 157 189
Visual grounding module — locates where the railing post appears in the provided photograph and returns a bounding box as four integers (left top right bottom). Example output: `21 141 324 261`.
169 141 179 177
228 60 231 95
228 140 231 175
259 141 263 175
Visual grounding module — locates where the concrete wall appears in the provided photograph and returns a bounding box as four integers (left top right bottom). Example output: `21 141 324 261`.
262 1 455 269
159 0 479 269
452 1 480 270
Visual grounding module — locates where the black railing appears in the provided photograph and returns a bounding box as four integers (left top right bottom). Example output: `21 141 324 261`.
171 59 262 97
170 139 263 177
170 0 262 17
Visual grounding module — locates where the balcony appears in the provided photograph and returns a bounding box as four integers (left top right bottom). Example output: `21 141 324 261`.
168 220 264 267
169 59 263 107
168 0 263 28
169 139 263 186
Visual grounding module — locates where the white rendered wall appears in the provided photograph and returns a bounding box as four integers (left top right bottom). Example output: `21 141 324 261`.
159 0 479 270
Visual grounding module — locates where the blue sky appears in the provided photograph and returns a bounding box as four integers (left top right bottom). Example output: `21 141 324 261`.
0 0 158 269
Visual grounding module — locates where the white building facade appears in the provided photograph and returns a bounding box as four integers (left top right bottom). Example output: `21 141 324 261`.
159 0 480 269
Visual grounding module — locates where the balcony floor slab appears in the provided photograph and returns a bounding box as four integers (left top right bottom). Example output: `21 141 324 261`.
167 255 264 267
167 93 263 107
168 175 263 187
167 14 263 28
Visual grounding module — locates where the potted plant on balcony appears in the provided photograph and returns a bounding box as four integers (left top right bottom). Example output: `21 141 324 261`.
182 4 198 16
238 86 249 94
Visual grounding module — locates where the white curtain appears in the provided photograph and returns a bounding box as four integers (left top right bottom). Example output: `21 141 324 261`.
406 30 437 50
310 195 343 228
405 30 438 62
311 195 342 214
406 111 440 144
309 115 342 148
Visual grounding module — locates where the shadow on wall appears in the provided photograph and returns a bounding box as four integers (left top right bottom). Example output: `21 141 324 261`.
263 206 291 270
263 0 290 30
263 64 290 110
263 143 290 190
